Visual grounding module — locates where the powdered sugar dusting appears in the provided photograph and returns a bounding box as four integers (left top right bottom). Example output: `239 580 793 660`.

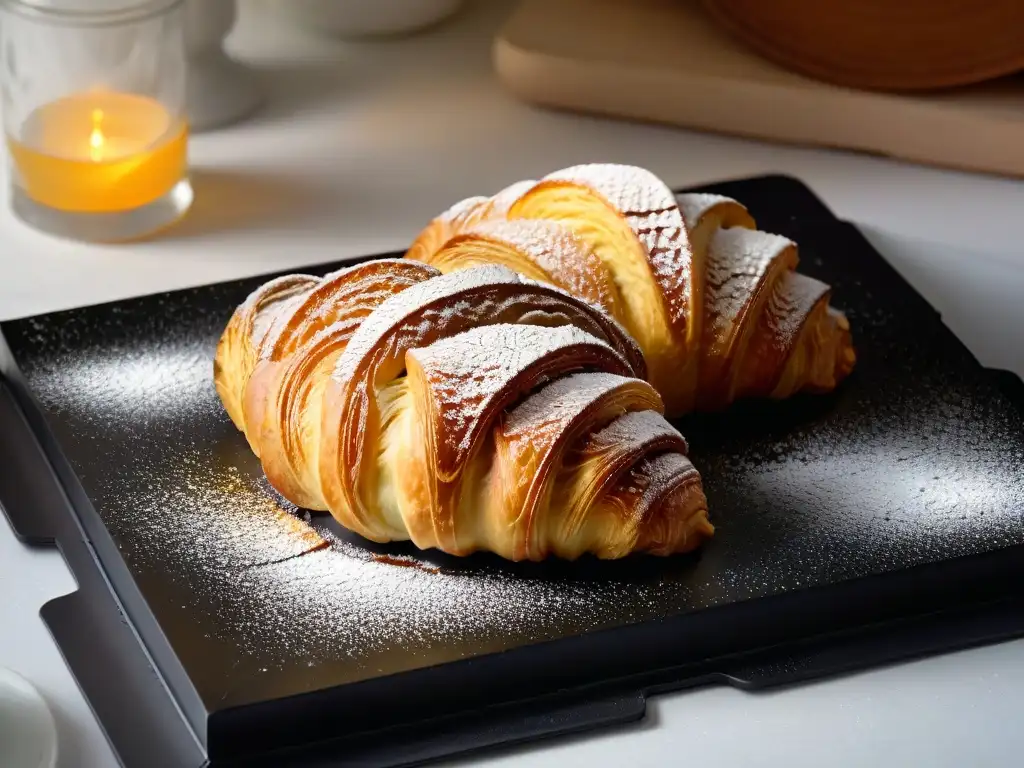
265 260 436 361
621 453 700 525
764 271 830 351
441 195 490 225
500 373 671 530
331 265 523 385
10 191 1024 691
115 442 680 667
243 276 319 362
417 181 540 256
127 460 328 568
640 217 691 336
405 196 492 263
542 163 694 337
332 265 639 388
543 164 677 215
581 409 688 458
734 270 832 397
503 372 641 437
677 193 740 231
410 324 629 468
487 179 537 214
465 218 618 312
229 532 674 665
705 228 793 343
408 165 853 411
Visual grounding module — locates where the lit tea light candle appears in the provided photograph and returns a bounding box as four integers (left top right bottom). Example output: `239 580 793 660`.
90 109 106 162
8 90 188 213
0 0 191 241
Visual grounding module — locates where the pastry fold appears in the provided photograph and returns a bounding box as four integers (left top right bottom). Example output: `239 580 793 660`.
406 164 855 416
215 262 711 561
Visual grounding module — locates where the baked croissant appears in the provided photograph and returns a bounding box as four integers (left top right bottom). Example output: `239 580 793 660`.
214 260 711 561
406 163 856 416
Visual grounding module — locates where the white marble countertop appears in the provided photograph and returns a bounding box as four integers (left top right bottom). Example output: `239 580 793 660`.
2 2 1023 766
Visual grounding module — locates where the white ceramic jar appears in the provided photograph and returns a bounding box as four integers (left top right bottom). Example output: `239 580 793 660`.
266 0 464 38
183 0 260 131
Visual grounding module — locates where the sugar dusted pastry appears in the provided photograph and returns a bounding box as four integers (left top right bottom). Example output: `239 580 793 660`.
407 163 855 416
215 261 711 561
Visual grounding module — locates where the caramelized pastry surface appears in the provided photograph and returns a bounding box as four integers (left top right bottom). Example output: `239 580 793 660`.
406 163 856 416
215 262 710 561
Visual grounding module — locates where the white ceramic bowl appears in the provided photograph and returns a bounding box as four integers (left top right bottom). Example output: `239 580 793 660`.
0 668 58 768
183 0 261 131
267 0 464 38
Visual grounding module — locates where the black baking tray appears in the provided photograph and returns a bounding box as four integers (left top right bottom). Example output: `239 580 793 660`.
2 175 1024 768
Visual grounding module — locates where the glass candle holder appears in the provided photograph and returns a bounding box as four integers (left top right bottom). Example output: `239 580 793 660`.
0 0 191 242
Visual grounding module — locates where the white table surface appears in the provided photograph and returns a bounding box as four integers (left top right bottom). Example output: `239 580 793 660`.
2 2 1024 766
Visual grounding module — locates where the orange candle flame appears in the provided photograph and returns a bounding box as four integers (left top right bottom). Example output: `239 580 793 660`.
89 108 105 161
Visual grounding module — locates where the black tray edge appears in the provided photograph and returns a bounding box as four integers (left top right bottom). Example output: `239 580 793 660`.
223 593 1024 768
704 173 839 216
0 333 209 766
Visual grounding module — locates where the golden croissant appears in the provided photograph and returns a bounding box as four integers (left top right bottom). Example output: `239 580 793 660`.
406 163 856 416
214 260 711 561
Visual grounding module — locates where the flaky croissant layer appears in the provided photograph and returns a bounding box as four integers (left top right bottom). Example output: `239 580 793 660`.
215 261 712 561
406 163 856 416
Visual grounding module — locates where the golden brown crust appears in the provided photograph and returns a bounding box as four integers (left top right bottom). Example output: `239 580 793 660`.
404 163 856 416
404 196 490 265
521 164 697 346
216 261 710 561
429 218 622 318
214 274 318 437
408 324 634 552
411 324 633 480
629 458 711 557
241 260 439 509
496 373 664 560
698 228 799 409
263 260 437 364
404 180 539 265
560 410 690 544
735 272 833 400
319 264 646 542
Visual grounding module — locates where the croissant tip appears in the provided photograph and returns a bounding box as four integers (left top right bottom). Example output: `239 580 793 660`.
843 347 857 367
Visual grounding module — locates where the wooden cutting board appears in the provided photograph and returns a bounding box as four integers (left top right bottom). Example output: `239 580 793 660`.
493 0 1024 178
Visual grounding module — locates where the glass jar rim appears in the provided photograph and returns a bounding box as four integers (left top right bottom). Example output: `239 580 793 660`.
0 0 184 26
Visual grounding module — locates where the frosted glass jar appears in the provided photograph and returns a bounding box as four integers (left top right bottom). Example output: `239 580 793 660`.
0 0 192 241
